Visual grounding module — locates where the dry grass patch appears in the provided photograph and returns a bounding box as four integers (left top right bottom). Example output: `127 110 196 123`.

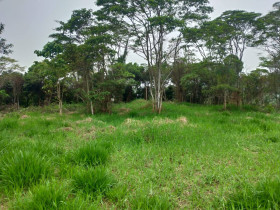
20 115 29 119
61 127 74 132
118 108 131 115
123 118 146 128
76 117 92 124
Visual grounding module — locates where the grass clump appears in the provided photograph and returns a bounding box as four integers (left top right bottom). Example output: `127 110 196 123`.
0 150 52 192
131 194 172 210
13 181 68 210
71 142 110 167
0 117 19 131
72 167 116 197
224 180 280 209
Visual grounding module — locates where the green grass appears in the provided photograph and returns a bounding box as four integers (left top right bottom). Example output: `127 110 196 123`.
223 179 280 209
72 167 116 197
131 194 172 210
69 141 111 167
13 181 69 210
0 150 52 192
0 99 280 208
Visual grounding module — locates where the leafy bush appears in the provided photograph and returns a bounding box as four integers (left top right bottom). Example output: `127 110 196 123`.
262 104 276 113
72 167 116 197
0 150 52 191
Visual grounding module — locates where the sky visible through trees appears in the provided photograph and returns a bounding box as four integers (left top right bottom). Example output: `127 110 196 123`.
0 0 278 70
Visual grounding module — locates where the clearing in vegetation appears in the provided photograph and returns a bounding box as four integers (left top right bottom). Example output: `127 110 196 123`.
0 100 279 209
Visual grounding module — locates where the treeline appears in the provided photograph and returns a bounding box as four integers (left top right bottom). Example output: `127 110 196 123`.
0 1 280 113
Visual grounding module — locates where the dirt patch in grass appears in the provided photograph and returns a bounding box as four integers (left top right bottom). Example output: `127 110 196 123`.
176 117 188 124
0 203 8 210
61 127 74 132
78 126 97 140
20 115 29 119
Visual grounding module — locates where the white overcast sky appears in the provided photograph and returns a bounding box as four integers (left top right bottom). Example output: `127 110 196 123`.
0 0 278 72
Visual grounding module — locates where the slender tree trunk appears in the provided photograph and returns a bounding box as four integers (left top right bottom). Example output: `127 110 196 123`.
17 95 19 110
57 81 63 115
145 85 148 101
224 90 227 110
86 75 94 115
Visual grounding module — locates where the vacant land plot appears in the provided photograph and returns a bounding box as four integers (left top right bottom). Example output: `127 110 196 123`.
0 100 279 209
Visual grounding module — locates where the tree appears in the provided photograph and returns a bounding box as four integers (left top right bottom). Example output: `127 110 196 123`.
181 60 216 104
215 10 261 61
48 56 69 115
24 61 49 106
0 56 24 109
257 2 280 107
0 23 13 56
210 56 241 110
258 2 280 60
37 8 129 114
8 72 24 109
224 54 243 106
241 69 269 105
183 19 228 62
96 0 212 113
0 90 9 105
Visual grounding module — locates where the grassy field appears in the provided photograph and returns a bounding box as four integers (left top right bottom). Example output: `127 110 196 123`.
0 100 279 209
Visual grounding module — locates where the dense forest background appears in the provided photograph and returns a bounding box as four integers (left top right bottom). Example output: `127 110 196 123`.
0 1 280 114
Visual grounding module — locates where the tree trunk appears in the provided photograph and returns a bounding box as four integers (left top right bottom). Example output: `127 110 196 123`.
17 95 19 110
86 75 94 115
57 81 63 115
223 90 227 110
145 85 148 101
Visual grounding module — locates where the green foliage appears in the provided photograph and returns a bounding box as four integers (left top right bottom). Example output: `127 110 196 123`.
0 23 13 55
72 167 116 197
0 90 9 102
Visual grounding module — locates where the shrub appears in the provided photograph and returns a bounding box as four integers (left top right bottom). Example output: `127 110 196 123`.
0 150 52 191
72 167 116 197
